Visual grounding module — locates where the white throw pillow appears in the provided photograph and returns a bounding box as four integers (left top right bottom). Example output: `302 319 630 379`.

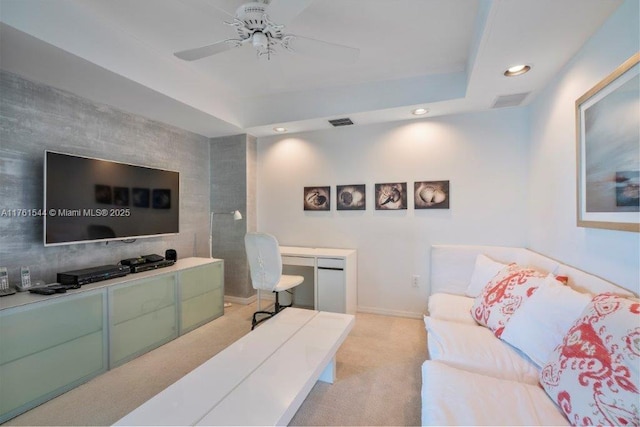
465 254 507 297
427 293 477 325
500 275 591 367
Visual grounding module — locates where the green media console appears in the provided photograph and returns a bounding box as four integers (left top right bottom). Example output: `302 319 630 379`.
0 257 223 423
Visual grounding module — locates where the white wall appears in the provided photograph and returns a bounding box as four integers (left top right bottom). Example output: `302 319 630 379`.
257 108 529 317
528 0 639 293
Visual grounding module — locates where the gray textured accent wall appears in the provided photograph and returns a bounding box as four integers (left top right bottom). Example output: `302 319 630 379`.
0 71 211 285
246 135 257 234
210 134 255 299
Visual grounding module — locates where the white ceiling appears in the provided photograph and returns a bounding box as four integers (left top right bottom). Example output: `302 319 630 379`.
0 0 622 138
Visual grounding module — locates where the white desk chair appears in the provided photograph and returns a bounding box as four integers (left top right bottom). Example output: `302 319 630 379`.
244 232 304 330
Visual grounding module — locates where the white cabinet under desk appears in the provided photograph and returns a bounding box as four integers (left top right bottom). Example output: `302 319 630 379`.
269 246 357 314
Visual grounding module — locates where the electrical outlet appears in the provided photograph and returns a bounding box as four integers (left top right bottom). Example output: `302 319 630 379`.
411 275 420 288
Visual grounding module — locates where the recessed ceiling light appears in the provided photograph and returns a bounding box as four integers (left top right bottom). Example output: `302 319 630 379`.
412 108 429 116
504 64 531 77
273 127 287 133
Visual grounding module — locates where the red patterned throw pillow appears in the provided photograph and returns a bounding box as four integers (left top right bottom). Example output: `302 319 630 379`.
470 263 548 337
540 293 640 426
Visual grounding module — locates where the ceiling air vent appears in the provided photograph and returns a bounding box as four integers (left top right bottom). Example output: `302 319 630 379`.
328 118 354 127
492 92 530 109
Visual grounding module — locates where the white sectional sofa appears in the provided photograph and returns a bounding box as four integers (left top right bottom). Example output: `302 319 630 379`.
422 245 639 426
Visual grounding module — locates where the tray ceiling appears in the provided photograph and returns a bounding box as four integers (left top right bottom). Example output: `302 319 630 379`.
0 0 622 137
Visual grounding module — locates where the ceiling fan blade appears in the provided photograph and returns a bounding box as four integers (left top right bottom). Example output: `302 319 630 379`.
174 40 237 61
286 35 360 63
178 0 236 19
266 0 314 25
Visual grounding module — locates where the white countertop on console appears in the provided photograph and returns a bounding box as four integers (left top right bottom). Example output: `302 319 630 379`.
280 246 356 258
0 257 221 311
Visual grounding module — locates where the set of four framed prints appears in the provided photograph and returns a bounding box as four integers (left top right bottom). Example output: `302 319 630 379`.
303 180 450 211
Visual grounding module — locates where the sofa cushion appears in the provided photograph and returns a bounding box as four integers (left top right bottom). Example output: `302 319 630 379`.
501 276 592 367
465 254 507 297
430 245 525 296
427 293 476 325
515 250 561 276
471 263 549 337
421 361 570 426
540 293 640 426
430 245 634 298
425 316 540 384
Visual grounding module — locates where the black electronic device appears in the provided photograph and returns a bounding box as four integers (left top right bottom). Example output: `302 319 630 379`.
57 264 129 286
129 259 175 273
44 151 180 247
121 257 146 266
142 254 164 263
165 249 177 262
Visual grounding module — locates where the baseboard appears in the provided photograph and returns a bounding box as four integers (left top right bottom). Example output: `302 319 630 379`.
224 294 257 305
357 305 424 319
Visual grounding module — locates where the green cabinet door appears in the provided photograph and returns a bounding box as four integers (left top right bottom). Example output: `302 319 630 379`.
0 290 107 423
109 274 177 367
179 261 223 334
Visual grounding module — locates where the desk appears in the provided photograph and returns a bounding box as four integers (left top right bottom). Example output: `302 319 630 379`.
260 246 357 314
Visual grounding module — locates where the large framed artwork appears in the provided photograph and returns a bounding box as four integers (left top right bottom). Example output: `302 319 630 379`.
576 53 639 232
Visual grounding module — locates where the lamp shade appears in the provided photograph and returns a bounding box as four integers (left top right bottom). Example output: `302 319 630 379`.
209 210 243 258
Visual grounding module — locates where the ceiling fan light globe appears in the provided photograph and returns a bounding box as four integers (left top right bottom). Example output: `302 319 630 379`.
252 31 268 49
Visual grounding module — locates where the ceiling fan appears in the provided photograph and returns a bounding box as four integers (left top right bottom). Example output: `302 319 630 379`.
174 0 359 62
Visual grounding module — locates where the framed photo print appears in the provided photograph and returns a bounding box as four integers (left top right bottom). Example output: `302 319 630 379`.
337 184 366 210
576 53 639 232
304 186 330 211
375 182 407 210
415 180 450 209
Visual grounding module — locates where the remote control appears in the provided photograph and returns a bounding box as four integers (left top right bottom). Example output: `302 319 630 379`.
29 288 56 295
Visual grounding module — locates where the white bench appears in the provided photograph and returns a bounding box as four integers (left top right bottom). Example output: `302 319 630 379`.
114 308 355 426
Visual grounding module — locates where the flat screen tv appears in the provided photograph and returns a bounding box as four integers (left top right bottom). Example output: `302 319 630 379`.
44 151 179 246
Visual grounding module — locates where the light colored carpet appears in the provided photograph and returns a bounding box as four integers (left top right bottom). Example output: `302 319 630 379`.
3 303 426 426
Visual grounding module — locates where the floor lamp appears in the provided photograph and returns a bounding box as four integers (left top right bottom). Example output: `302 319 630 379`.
209 210 243 259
